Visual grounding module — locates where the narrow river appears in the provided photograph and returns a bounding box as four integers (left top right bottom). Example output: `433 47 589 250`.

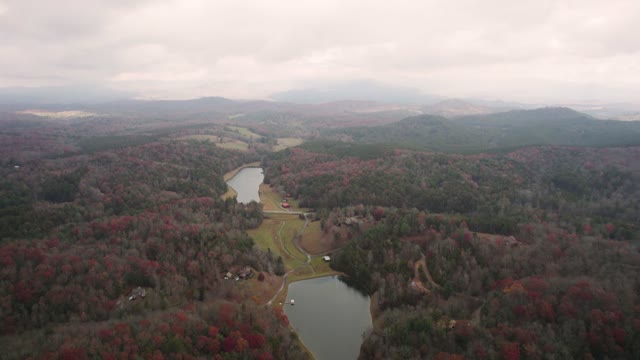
226 167 372 360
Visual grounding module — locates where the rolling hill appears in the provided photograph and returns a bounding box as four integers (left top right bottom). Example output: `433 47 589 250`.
328 107 640 153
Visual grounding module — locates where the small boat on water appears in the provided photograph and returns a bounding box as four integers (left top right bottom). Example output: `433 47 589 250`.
290 299 295 305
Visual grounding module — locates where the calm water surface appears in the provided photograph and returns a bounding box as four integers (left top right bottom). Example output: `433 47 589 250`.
284 276 372 360
226 167 263 203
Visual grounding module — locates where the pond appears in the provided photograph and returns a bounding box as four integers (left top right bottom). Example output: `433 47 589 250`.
284 276 372 360
226 167 263 204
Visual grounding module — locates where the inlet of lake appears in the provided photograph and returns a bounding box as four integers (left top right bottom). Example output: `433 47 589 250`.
226 167 264 203
226 166 373 359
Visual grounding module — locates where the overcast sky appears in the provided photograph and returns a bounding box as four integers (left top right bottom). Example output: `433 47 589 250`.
0 0 638 103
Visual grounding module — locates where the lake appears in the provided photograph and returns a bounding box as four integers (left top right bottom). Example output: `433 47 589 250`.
226 167 263 203
284 276 372 360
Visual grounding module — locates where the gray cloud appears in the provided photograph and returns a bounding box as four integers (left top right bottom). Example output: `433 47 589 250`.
0 0 638 103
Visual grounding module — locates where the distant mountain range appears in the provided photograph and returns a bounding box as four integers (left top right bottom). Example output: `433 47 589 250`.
331 107 640 153
422 99 515 117
270 80 441 105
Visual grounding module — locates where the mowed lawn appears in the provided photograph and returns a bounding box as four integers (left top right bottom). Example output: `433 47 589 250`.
247 215 306 270
298 221 334 254
259 184 304 211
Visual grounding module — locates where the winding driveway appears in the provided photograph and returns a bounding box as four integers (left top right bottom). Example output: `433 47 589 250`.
265 214 314 305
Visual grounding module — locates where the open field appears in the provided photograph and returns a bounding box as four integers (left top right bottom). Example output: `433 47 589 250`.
217 140 249 151
179 134 219 142
247 215 306 270
226 125 263 139
259 184 304 211
299 221 336 254
18 109 96 118
259 184 282 211
180 135 250 152
274 137 304 151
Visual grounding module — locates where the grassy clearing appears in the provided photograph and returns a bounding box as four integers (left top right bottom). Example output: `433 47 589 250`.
180 135 250 152
226 126 263 139
299 221 334 254
259 184 282 211
273 137 304 151
247 216 305 270
259 184 305 211
179 134 219 142
18 109 96 118
280 219 307 262
217 141 249 151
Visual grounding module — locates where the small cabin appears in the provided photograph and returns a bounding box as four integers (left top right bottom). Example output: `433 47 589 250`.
322 256 331 262
238 267 254 280
128 286 146 300
281 202 291 209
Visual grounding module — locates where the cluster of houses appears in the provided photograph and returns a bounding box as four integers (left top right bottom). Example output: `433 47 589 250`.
280 193 293 209
224 266 255 281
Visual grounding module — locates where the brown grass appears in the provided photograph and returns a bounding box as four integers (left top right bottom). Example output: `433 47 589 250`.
299 221 336 255
273 137 304 152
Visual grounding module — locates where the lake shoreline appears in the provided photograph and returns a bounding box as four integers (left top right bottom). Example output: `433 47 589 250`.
221 162 261 200
226 164 370 359
284 276 373 360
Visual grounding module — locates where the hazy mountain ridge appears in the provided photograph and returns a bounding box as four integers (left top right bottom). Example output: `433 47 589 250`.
329 107 640 152
422 99 510 117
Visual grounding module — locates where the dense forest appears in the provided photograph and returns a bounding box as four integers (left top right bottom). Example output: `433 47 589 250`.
266 145 640 240
2 99 640 359
265 142 640 359
0 114 309 359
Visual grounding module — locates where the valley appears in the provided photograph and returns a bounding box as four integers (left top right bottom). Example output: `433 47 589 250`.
1 99 639 359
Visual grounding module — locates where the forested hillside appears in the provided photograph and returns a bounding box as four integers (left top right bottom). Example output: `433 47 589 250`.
266 146 640 240
2 98 640 359
265 143 640 359
0 117 309 359
325 108 640 152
